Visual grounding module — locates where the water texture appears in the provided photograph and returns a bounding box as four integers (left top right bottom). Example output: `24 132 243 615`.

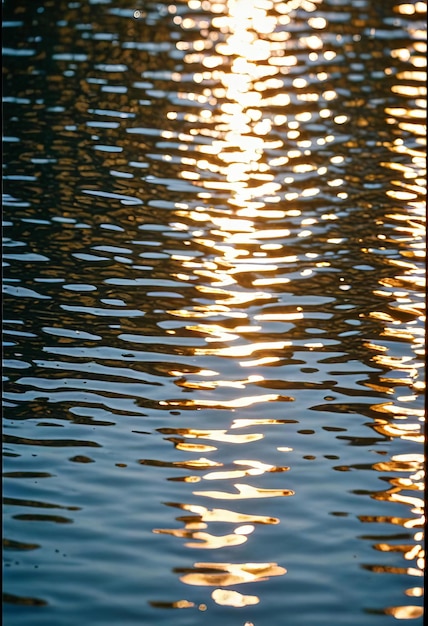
2 1 426 624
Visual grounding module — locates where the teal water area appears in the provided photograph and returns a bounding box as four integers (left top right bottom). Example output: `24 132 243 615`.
2 1 425 624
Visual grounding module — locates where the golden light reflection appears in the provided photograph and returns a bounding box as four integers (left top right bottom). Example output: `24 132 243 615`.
357 443 425 589
149 599 195 609
383 605 424 619
174 374 265 392
170 0 327 217
177 561 287 587
366 34 426 535
203 459 289 480
373 454 424 474
169 441 218 453
371 420 423 442
211 588 260 607
194 341 292 358
193 483 294 500
404 587 424 597
166 501 280 525
154 527 252 549
138 457 222 469
157 427 263 444
159 393 287 410
156 0 425 616
231 418 297 429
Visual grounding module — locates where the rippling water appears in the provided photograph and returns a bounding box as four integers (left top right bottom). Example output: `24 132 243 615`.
2 1 426 624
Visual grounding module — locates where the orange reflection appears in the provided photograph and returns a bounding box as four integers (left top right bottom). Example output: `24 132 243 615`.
404 587 424 597
371 455 424 474
373 543 424 563
138 457 222 469
161 0 424 617
362 565 423 577
371 420 423 442
158 427 263 443
177 561 286 587
357 447 425 585
169 441 218 453
149 599 195 609
383 606 424 619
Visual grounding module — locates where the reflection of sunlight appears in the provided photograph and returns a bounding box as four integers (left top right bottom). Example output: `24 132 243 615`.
165 501 280 525
176 0 295 213
383 606 424 620
173 373 265 391
195 340 291 357
159 0 308 543
139 457 222 470
149 599 196 609
160 393 283 409
174 441 218 452
356 447 425 586
231 418 296 429
203 459 289 480
154 526 251 549
158 427 264 443
193 482 294 499
178 560 287 587
158 0 425 616
211 587 259 606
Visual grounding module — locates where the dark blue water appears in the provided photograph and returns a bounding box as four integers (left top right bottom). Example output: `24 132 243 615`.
3 1 425 624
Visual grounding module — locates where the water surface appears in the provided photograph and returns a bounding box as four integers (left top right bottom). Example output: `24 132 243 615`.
2 1 425 624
